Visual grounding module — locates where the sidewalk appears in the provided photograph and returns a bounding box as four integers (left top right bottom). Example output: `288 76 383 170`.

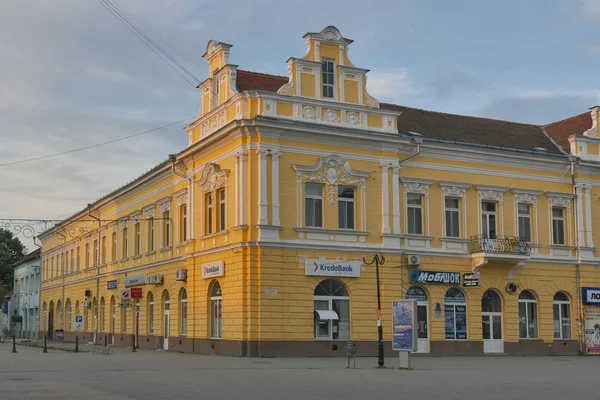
17 338 92 352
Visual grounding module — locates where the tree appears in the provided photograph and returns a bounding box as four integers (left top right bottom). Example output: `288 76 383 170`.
0 228 25 292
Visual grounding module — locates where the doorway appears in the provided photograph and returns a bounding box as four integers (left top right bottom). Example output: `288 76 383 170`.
482 290 503 353
406 286 430 353
163 310 170 350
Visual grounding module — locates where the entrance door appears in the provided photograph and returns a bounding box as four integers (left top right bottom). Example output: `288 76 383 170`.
482 290 503 354
416 303 430 353
163 310 170 350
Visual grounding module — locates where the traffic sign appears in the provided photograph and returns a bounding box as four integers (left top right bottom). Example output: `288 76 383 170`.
74 315 83 332
120 289 131 301
130 288 143 298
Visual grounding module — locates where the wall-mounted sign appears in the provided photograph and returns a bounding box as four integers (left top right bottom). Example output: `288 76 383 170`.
392 299 417 352
305 259 361 278
583 287 600 305
147 274 164 285
124 274 147 288
107 280 118 290
202 261 225 279
120 289 131 301
264 290 278 296
410 270 460 285
584 306 600 355
462 273 480 287
130 288 143 299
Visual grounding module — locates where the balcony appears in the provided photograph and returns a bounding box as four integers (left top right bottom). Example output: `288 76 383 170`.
469 235 532 277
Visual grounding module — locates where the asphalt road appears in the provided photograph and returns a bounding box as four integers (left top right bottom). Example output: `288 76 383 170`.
0 342 595 400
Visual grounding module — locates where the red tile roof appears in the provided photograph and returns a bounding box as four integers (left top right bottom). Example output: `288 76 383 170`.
236 70 288 93
543 112 592 154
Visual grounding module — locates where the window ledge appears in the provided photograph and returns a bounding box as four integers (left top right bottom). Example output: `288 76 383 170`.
440 237 470 243
119 258 129 262
231 225 249 231
400 234 434 240
549 245 576 250
159 247 172 253
108 261 118 265
200 230 229 240
143 251 156 256
295 227 369 236
258 225 284 231
528 243 542 248
131 255 142 260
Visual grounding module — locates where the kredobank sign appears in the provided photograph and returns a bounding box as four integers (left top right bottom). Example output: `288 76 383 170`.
410 270 461 285
305 259 361 278
202 261 225 279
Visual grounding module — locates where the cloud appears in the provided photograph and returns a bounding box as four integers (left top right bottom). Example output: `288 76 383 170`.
366 68 416 104
429 68 485 100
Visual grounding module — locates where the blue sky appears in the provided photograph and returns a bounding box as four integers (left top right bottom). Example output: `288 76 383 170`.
1 0 599 247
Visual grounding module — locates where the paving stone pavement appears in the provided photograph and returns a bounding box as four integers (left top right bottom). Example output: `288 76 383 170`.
0 342 595 400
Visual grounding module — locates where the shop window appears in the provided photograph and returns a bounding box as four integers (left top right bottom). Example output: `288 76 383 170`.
84 302 89 332
481 201 497 239
305 183 323 228
100 297 105 332
518 203 532 242
314 279 350 340
552 207 566 245
210 282 222 339
147 292 154 335
66 300 72 331
407 194 423 235
338 186 355 230
147 218 155 252
444 288 467 340
180 289 188 336
322 59 335 98
445 197 460 237
518 290 538 339
553 292 571 339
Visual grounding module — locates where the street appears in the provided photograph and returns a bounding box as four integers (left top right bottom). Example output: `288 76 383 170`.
0 342 596 400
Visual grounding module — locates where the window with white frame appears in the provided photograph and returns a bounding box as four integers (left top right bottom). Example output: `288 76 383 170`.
180 289 188 336
85 243 90 268
338 186 355 230
162 211 171 247
147 218 155 252
305 183 324 228
518 290 538 339
218 189 226 232
553 292 571 339
134 222 141 256
518 203 532 242
322 59 335 98
76 247 81 270
101 235 106 264
111 232 117 261
66 300 72 331
210 282 222 339
206 194 214 234
481 201 497 239
93 239 98 266
445 197 460 237
407 193 423 235
314 279 350 340
552 207 566 245
147 292 154 335
122 226 128 259
179 204 187 242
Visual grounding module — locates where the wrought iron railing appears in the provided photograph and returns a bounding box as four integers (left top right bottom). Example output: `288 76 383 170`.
468 235 531 255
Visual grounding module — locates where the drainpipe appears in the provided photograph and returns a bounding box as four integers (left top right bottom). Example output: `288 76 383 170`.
569 155 583 354
398 136 422 165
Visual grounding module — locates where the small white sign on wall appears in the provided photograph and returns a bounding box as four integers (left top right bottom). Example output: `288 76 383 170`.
305 259 361 278
202 261 225 279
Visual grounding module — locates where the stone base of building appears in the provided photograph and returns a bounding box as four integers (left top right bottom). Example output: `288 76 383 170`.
504 340 579 356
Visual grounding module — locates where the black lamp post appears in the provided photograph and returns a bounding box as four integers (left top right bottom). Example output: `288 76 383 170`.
363 254 385 367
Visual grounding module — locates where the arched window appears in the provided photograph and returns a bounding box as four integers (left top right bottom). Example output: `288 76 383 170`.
110 297 116 334
553 292 571 339
210 282 222 339
66 300 72 331
147 292 154 335
180 289 188 336
482 290 501 313
163 291 171 340
406 286 428 302
314 279 350 340
444 288 466 340
518 290 538 339
57 300 63 330
100 297 105 332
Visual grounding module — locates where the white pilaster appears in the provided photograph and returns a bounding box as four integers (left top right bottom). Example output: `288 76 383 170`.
381 163 390 234
585 184 593 247
392 165 400 234
234 153 239 226
576 184 585 248
257 148 269 225
271 150 281 226
238 150 248 226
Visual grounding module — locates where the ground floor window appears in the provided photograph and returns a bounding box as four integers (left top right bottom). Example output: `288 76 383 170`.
66 300 72 331
148 292 154 335
553 292 571 339
121 302 127 333
57 301 63 330
406 286 428 339
210 282 222 339
180 289 188 336
110 297 116 334
100 298 105 332
314 279 350 340
518 290 538 339
444 288 467 340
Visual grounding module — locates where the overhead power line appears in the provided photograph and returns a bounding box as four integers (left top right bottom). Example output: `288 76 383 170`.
0 117 194 168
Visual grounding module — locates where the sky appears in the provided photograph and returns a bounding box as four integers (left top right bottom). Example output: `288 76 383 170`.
1 0 599 249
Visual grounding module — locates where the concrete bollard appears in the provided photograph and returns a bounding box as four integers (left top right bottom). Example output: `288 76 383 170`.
43 335 48 353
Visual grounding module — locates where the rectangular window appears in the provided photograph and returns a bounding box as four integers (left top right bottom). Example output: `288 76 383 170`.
218 189 226 231
518 203 532 242
122 227 128 258
101 236 106 264
111 232 117 261
181 298 188 336
553 302 571 339
134 222 141 256
338 186 355 230
211 298 222 339
163 211 170 247
149 300 154 335
76 247 80 271
481 201 497 239
552 207 565 245
147 218 155 252
93 239 98 267
445 197 460 237
85 243 90 268
180 204 188 241
305 183 324 228
321 59 334 98
407 193 423 235
444 304 467 340
206 194 214 234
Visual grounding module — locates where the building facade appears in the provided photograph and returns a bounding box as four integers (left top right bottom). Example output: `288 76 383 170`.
39 26 600 356
9 249 41 339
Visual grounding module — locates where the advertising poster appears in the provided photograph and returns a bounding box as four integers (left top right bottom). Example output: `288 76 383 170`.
445 305 467 340
584 307 600 355
392 300 416 351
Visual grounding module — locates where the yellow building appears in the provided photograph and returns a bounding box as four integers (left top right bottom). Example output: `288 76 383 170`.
39 26 600 357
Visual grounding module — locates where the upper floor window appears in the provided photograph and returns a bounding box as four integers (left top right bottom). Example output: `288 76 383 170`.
122 227 128 259
85 243 90 268
407 194 423 235
518 203 532 242
93 239 98 267
101 235 106 264
111 232 117 261
179 204 188 242
218 189 226 232
147 218 155 252
481 201 497 239
322 59 335 98
206 194 214 235
338 186 355 230
305 183 324 228
163 211 171 247
445 198 460 238
76 247 81 271
134 222 141 256
552 207 565 245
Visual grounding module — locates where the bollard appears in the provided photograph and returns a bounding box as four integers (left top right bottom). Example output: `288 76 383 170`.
131 334 136 352
11 335 17 353
104 335 107 348
75 334 79 353
43 335 48 353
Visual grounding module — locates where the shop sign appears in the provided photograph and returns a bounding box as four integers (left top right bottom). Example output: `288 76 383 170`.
410 270 460 285
392 299 417 351
147 274 163 285
124 274 147 288
304 259 361 278
107 280 118 290
585 306 600 355
462 273 480 287
582 287 600 305
264 290 278 296
130 288 143 299
202 261 225 279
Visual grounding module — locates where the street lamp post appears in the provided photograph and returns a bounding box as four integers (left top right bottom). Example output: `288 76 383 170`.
363 254 385 367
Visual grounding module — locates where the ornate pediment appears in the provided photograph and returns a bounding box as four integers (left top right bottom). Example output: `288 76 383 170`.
197 163 230 193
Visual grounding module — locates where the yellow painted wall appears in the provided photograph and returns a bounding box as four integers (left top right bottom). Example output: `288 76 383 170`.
344 80 359 103
300 74 316 97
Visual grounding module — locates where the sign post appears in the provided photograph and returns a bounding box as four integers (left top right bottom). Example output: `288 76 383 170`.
392 299 418 370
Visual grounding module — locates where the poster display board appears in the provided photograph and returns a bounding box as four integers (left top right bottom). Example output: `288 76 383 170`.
392 299 417 352
584 306 600 355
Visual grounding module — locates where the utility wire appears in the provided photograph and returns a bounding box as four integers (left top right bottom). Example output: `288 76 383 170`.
0 117 194 168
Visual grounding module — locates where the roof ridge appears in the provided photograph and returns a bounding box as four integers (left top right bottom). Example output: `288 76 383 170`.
236 69 288 80
543 111 590 128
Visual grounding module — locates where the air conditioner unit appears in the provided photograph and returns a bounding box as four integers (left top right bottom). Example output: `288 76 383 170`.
505 283 518 294
83 299 91 308
84 290 92 297
176 268 187 282
407 254 421 267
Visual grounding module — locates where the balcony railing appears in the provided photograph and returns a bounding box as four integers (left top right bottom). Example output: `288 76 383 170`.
468 235 532 255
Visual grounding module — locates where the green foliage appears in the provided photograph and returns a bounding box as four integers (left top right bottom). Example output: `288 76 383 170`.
0 229 25 291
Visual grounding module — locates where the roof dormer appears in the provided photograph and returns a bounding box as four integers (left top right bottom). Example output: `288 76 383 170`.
197 40 239 117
